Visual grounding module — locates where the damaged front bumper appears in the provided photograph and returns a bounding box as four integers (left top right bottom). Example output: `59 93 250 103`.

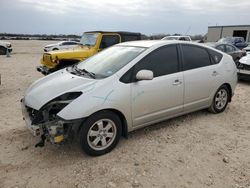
21 98 82 147
237 64 250 80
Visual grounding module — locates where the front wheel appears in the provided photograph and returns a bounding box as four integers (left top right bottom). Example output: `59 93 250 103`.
79 111 122 156
209 85 229 113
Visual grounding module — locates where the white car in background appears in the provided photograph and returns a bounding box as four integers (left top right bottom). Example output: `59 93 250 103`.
238 51 250 80
0 41 12 55
161 35 192 41
44 41 80 52
22 40 237 156
244 43 250 52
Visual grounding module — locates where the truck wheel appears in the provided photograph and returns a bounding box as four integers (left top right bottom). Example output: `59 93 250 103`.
79 111 122 156
209 85 229 114
0 46 7 55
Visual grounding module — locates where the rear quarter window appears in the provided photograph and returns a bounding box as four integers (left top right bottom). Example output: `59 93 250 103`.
208 49 223 64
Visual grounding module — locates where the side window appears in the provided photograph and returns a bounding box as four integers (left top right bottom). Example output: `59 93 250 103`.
133 45 179 78
225 45 235 53
185 37 191 41
67 42 76 45
100 35 120 49
216 45 225 52
208 49 223 64
179 37 186 41
182 45 212 71
63 42 70 45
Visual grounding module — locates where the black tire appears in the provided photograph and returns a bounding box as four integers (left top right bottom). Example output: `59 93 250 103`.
79 111 122 156
0 46 7 55
209 85 230 114
52 48 59 51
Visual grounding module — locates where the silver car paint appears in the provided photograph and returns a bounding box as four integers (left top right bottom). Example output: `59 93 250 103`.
23 41 237 133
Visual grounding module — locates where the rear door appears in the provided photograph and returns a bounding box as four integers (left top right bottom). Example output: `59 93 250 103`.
180 44 219 111
225 44 240 61
130 45 184 127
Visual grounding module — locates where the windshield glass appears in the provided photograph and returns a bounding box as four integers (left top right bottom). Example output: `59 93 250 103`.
80 33 98 46
77 46 146 78
218 38 232 43
205 43 216 47
167 37 178 40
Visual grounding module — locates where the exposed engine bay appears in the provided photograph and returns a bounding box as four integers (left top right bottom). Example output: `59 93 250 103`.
21 92 83 147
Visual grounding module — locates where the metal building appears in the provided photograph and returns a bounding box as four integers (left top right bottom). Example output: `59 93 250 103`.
206 25 250 42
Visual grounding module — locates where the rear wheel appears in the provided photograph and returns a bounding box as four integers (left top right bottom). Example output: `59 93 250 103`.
79 111 122 156
209 85 229 113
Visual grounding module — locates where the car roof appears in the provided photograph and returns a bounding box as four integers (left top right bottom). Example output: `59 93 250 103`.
167 36 190 38
117 40 203 48
84 31 141 36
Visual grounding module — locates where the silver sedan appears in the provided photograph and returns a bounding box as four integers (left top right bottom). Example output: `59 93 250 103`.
22 40 238 156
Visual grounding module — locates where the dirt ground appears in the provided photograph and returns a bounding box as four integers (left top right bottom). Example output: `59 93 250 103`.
0 40 250 188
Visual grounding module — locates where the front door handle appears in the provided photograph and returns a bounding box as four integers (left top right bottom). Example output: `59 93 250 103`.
212 71 219 76
173 79 182 86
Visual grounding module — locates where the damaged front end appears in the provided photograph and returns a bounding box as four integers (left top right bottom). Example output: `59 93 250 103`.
21 92 83 147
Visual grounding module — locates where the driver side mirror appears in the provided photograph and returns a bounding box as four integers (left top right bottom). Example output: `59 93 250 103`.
136 70 153 81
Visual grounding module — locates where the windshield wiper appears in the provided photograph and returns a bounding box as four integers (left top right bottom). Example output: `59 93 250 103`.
80 69 96 78
72 65 95 79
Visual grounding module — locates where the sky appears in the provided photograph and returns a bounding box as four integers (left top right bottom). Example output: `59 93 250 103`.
0 0 250 35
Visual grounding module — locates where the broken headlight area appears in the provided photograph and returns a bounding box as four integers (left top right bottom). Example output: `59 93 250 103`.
237 63 250 71
26 92 82 147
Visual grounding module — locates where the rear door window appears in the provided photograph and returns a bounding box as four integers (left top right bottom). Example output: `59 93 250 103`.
181 44 212 71
225 45 236 53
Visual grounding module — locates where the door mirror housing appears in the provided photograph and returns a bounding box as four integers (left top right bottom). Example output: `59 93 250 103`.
136 70 153 81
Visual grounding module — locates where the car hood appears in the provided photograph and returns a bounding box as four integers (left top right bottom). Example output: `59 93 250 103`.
0 41 11 47
239 53 250 65
24 69 97 110
48 46 93 59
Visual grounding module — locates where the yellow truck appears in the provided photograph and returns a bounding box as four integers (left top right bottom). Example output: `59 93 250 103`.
37 31 141 75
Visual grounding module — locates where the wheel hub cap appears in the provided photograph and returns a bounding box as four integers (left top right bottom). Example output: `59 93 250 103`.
215 89 228 110
87 119 117 151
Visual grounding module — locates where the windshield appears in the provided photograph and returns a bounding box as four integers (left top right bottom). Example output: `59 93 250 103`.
76 46 146 78
205 43 216 47
162 36 178 40
218 38 232 43
80 33 98 46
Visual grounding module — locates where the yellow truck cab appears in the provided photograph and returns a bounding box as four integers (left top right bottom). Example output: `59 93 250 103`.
37 31 141 75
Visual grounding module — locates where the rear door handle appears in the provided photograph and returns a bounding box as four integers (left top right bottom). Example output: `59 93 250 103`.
172 79 182 86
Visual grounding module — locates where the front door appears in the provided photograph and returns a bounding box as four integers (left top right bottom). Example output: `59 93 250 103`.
130 45 184 127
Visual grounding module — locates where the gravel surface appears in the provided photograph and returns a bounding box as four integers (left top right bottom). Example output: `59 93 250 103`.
0 40 250 188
